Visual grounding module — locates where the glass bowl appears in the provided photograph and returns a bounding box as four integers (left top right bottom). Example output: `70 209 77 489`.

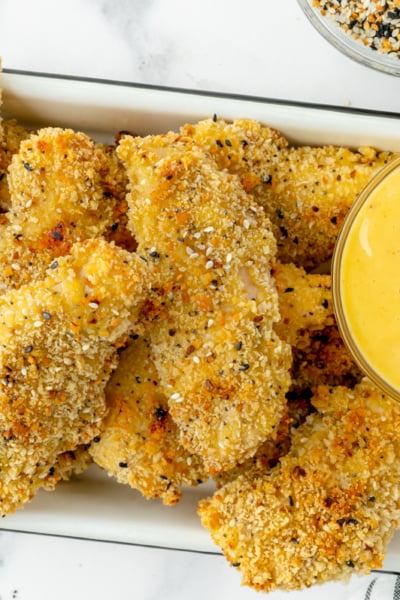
332 156 400 402
298 0 400 76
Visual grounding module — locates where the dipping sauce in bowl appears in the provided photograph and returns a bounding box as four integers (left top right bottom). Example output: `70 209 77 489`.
333 155 400 399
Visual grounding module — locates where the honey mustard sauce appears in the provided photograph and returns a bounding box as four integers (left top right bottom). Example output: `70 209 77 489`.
333 156 400 397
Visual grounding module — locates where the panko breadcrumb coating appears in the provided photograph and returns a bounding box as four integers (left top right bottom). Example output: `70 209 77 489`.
0 127 122 293
90 337 207 505
0 238 152 515
41 445 93 491
118 132 292 474
274 263 361 390
198 379 400 593
96 142 136 252
260 145 395 269
273 262 333 347
182 118 394 269
0 119 31 211
292 325 363 390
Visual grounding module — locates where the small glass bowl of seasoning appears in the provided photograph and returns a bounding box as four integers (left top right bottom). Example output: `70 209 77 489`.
298 0 400 76
332 155 400 401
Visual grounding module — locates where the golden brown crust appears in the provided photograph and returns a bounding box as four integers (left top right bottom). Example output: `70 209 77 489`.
117 133 292 474
90 337 207 505
0 119 32 211
273 262 333 346
198 380 400 592
182 118 394 269
0 238 152 515
292 325 363 389
0 127 124 294
259 145 395 269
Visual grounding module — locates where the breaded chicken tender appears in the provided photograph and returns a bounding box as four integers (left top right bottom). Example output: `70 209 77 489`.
96 142 136 252
213 408 292 488
182 118 394 269
292 325 363 389
90 337 207 505
0 127 122 294
273 262 333 346
0 238 152 515
198 379 400 592
118 133 292 474
274 262 361 390
180 117 288 192
0 119 31 211
261 145 394 269
42 445 93 491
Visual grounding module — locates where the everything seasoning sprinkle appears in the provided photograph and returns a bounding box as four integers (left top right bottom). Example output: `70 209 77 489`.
312 0 400 57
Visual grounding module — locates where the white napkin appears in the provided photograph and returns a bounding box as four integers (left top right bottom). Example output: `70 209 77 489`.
349 573 400 600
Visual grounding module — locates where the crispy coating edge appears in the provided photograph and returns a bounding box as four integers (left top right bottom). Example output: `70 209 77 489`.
90 337 207 505
198 380 400 592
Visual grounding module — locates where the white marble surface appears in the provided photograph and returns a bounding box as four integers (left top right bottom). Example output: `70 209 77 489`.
1 1 400 599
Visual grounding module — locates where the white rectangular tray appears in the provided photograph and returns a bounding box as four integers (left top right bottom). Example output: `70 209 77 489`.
1 70 400 573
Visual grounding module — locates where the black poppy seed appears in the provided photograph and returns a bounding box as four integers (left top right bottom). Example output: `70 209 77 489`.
213 113 217 122
52 230 63 241
284 287 294 293
216 139 224 148
236 341 243 351
239 363 250 371
50 260 59 269
130 333 139 340
232 562 241 567
279 225 288 238
119 462 128 468
368 496 376 502
149 250 160 259
321 299 329 308
225 139 232 147
42 311 51 320
0 173 4 181
263 174 272 184
346 560 355 568
22 161 34 171
24 345 33 353
111 222 119 231
155 407 168 420
93 436 101 443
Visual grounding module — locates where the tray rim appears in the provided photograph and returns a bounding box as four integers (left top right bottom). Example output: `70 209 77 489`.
3 66 400 121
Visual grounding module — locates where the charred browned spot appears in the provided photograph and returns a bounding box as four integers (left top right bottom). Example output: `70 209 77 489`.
36 222 72 255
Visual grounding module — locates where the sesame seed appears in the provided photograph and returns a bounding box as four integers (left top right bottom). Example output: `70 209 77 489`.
205 260 214 269
312 0 400 58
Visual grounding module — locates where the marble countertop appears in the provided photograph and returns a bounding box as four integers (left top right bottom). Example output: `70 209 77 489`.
1 1 400 599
